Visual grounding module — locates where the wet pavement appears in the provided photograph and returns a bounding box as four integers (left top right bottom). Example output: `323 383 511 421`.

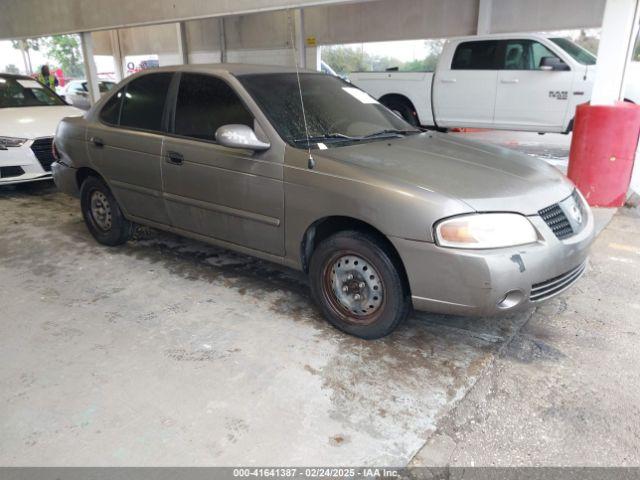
0 182 531 466
0 178 635 467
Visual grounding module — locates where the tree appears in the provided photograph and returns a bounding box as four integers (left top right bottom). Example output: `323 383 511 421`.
573 30 599 55
322 39 445 74
40 35 84 78
401 40 444 72
4 64 20 74
322 46 399 75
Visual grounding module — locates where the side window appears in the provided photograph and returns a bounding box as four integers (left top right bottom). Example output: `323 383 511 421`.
119 73 173 132
99 89 124 125
503 41 530 70
174 73 254 142
531 42 560 70
451 41 500 70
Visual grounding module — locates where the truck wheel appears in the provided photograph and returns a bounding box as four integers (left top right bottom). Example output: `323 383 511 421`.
80 176 133 246
309 230 411 339
381 97 420 127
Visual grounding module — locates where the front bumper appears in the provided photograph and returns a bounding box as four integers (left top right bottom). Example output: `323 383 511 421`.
0 138 53 186
390 204 595 316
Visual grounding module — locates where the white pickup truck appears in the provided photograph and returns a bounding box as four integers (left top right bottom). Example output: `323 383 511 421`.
349 33 640 133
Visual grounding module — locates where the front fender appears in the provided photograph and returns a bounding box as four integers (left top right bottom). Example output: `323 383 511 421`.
283 146 472 268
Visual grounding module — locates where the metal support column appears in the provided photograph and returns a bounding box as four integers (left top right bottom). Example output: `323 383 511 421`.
19 40 32 75
591 0 640 104
176 21 189 65
80 32 101 105
110 30 124 81
294 8 306 69
477 0 493 35
218 17 227 63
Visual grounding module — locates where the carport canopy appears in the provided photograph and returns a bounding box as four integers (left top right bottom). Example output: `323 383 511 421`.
0 0 638 107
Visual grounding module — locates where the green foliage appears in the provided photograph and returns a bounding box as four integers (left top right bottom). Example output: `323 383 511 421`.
322 40 444 75
573 30 599 55
40 35 84 78
11 39 40 51
321 46 397 75
4 64 20 74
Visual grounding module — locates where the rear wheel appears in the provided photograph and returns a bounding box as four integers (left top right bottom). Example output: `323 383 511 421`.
309 231 411 339
80 176 133 246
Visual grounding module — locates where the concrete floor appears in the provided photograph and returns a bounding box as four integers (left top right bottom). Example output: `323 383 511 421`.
0 137 635 466
0 182 533 466
413 206 640 467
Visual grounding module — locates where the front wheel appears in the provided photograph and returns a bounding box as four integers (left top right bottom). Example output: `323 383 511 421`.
80 176 133 246
309 231 411 339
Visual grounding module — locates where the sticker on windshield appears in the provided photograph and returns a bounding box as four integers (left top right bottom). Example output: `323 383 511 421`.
342 87 378 104
317 143 328 150
17 79 44 89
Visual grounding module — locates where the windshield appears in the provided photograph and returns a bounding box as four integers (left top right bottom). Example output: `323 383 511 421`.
0 76 66 108
550 38 597 65
238 73 417 148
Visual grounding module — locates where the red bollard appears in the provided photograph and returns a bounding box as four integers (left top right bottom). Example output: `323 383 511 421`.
568 102 640 207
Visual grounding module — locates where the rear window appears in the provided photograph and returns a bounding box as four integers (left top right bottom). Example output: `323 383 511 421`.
451 41 500 70
119 73 173 132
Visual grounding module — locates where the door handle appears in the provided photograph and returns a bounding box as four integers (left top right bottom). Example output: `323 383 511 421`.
166 151 184 165
501 78 520 84
90 137 104 148
441 78 457 83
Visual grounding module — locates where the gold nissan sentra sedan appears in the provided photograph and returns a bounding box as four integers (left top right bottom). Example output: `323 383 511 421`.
52 64 594 339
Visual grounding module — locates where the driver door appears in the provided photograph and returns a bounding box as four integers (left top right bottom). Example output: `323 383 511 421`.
494 40 574 130
161 73 285 256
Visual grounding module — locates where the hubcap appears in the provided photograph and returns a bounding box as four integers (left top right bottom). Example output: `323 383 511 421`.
326 254 384 322
90 191 112 231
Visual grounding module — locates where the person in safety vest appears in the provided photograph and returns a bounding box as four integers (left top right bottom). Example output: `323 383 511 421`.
38 65 59 90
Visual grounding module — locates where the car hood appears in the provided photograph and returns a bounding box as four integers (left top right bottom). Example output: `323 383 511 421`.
316 132 573 215
0 105 83 139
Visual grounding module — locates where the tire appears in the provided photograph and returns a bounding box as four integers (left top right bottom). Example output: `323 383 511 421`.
381 97 420 127
80 176 133 246
309 230 411 339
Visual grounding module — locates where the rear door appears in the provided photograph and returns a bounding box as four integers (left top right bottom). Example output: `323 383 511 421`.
86 72 173 225
493 40 574 131
161 73 285 256
433 40 499 127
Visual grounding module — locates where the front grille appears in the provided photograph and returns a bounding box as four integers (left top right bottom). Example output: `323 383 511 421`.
30 137 55 172
538 203 574 239
530 261 587 302
0 166 25 178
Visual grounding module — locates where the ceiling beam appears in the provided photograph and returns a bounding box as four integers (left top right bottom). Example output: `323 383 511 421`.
0 0 372 40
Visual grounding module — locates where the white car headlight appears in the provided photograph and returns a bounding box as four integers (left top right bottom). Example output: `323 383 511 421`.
0 136 28 148
435 213 538 249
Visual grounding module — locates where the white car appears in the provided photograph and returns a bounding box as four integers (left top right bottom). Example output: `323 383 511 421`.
349 33 640 133
0 74 82 185
61 79 116 110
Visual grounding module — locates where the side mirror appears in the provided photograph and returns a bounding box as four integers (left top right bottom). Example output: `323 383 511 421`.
215 124 270 151
539 56 570 71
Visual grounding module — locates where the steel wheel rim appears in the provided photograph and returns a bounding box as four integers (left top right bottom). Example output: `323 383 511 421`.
322 251 385 326
90 190 112 231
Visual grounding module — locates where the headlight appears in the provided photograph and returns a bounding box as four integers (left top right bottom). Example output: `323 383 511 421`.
435 213 538 249
0 136 28 148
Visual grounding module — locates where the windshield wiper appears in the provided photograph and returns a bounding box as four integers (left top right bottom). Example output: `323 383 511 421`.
293 133 357 144
362 129 421 139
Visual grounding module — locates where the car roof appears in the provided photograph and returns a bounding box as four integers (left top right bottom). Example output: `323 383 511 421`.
0 73 35 80
444 33 556 43
134 63 319 77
